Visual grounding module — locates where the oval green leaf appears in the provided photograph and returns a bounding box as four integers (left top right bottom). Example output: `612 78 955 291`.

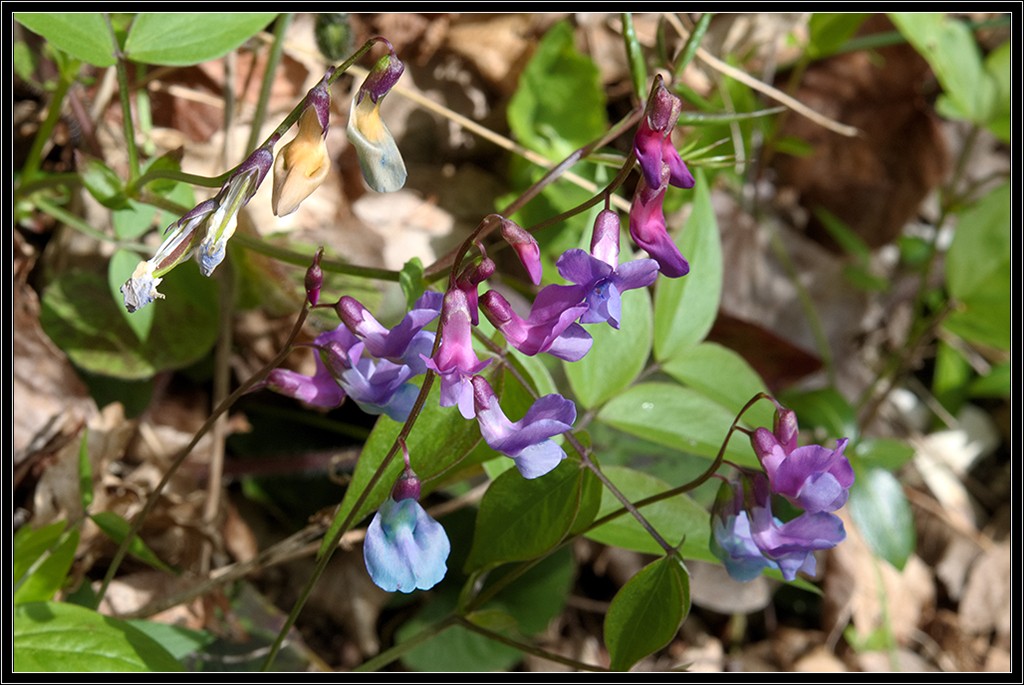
39 266 219 380
597 382 757 466
465 460 587 572
565 286 652 409
14 601 183 672
124 13 278 66
848 467 915 571
604 555 690 671
660 341 774 428
15 13 117 67
653 170 722 361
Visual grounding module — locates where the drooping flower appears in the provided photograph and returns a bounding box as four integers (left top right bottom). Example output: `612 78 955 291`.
454 257 495 326
422 288 490 418
627 76 695 279
197 141 276 276
633 77 696 192
346 48 407 193
711 472 847 582
120 199 216 312
273 72 333 217
557 209 659 328
472 375 577 479
497 216 542 285
364 444 450 593
628 174 690 279
751 407 855 513
263 325 356 409
479 288 592 362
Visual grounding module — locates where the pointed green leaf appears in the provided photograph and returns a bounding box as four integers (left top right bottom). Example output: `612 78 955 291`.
565 286 652 409
660 342 774 429
605 555 690 671
597 382 757 466
15 13 116 67
89 511 176 574
14 523 79 605
14 601 183 672
124 13 278 66
848 467 915 570
653 171 722 361
465 460 588 572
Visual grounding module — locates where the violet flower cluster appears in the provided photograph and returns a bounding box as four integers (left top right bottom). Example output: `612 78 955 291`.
265 71 704 593
710 406 855 582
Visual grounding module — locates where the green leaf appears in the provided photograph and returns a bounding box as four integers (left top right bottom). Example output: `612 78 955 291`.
14 601 183 672
79 156 130 210
39 266 219 380
123 13 278 66
14 525 79 605
109 249 155 342
597 382 757 467
943 183 1011 350
653 171 722 361
564 287 652 409
889 13 995 125
15 13 116 67
969 361 1011 398
848 468 915 570
851 438 915 473
399 257 426 307
777 386 858 440
507 20 607 158
982 42 1011 141
585 466 715 562
464 460 589 572
124 620 214 660
660 341 774 429
604 555 690 671
807 13 870 59
319 377 483 558
89 511 177 574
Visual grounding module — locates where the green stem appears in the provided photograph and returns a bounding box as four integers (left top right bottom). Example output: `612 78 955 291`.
20 63 76 182
230 232 401 281
621 13 648 103
247 13 293 153
34 196 150 253
353 616 459 672
672 12 713 78
108 15 140 184
455 615 608 672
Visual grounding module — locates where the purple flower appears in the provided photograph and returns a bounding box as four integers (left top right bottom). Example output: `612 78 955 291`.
332 341 418 422
422 288 491 418
628 177 690 279
264 325 355 409
634 78 695 192
557 209 659 329
711 472 847 582
363 449 450 593
751 408 855 513
498 216 542 285
336 291 442 374
479 288 592 362
472 376 576 479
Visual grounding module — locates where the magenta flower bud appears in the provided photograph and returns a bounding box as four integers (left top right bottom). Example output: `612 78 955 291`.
305 248 324 306
357 49 405 105
774 408 800 454
391 442 422 502
455 257 496 325
422 288 490 418
628 177 690 278
497 216 542 285
590 209 621 267
634 77 695 191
